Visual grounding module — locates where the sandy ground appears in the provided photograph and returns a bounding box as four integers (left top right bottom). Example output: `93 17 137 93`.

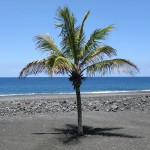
0 92 150 150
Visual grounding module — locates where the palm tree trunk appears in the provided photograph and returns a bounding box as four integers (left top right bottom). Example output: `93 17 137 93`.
75 86 83 135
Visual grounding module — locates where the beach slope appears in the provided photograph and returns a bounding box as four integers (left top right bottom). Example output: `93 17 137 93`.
0 92 150 150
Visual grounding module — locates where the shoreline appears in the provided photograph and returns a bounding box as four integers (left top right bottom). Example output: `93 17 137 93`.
1 89 150 97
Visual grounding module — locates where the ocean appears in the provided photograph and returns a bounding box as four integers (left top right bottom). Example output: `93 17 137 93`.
0 77 150 95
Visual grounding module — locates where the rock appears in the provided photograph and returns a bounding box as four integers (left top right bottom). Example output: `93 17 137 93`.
17 105 21 109
95 108 100 111
126 105 131 109
120 108 125 111
105 101 110 104
109 101 116 104
93 106 97 109
24 102 30 105
123 102 129 106
89 107 94 111
105 106 112 112
93 106 99 111
116 100 122 102
141 99 147 102
88 102 93 106
62 100 68 104
53 102 60 106
111 104 119 112
62 107 66 111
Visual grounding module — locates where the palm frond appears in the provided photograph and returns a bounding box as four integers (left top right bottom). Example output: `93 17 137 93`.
80 25 115 60
55 6 79 64
80 46 116 67
77 11 90 51
35 34 62 55
84 59 139 76
46 55 73 75
19 59 47 78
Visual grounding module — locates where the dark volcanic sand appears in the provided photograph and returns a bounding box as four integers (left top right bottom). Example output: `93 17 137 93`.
0 92 150 150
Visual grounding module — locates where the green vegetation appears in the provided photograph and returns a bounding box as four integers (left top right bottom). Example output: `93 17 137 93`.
19 6 139 135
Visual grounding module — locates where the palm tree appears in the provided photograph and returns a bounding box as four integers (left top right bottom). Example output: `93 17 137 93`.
19 6 139 135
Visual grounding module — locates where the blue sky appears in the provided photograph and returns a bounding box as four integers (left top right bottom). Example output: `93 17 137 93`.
0 0 150 77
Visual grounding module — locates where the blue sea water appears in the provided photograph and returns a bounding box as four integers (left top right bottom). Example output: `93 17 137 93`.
0 77 150 95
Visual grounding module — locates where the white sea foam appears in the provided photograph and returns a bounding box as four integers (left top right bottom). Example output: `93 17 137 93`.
81 90 150 94
1 89 150 97
0 93 36 97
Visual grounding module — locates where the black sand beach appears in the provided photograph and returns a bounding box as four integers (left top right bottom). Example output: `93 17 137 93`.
0 92 150 150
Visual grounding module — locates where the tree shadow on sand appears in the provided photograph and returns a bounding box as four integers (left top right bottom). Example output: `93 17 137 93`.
32 124 143 144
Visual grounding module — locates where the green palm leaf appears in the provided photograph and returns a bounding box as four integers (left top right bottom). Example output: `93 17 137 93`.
80 25 114 60
80 46 116 68
77 11 90 51
46 55 73 75
35 34 62 55
85 59 139 76
55 6 79 63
